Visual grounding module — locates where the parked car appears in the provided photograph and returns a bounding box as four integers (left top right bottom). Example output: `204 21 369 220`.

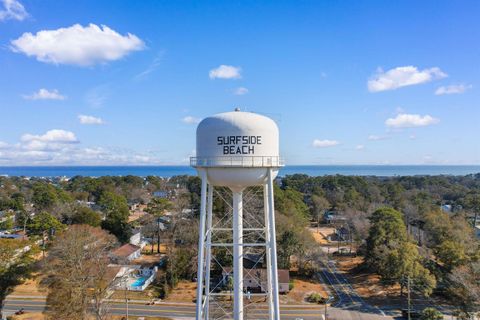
401 309 422 319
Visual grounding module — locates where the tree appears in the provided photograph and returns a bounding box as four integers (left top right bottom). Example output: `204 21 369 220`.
365 207 408 270
0 238 36 302
448 261 480 316
98 191 131 242
32 182 59 210
365 207 436 296
0 212 14 230
146 198 173 253
435 240 467 270
71 206 101 227
420 307 443 320
275 186 310 222
278 230 299 269
464 192 480 226
27 211 64 235
311 194 330 231
46 225 116 320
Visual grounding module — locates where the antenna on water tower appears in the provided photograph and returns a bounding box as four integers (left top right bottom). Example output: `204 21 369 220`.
191 109 284 320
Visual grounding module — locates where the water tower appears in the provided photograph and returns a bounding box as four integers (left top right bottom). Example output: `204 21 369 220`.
191 109 284 320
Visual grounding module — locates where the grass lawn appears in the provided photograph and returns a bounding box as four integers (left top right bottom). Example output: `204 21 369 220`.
8 271 47 297
334 256 400 297
110 289 156 301
141 244 168 255
164 280 196 303
282 276 329 304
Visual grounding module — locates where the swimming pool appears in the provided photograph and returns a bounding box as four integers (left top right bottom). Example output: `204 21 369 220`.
131 277 147 287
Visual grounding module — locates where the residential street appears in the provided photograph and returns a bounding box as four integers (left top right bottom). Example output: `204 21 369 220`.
320 261 391 320
2 297 329 319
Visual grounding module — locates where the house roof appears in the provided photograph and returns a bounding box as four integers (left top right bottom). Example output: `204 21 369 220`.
112 244 141 258
102 266 122 287
222 268 289 284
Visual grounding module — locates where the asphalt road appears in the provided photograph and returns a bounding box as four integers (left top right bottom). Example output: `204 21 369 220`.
1 299 328 319
320 261 390 320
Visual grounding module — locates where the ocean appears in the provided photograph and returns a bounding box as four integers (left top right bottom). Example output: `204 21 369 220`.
0 165 479 178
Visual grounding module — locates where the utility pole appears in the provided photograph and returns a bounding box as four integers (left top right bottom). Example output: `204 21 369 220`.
324 300 328 320
123 276 129 320
324 296 333 320
407 275 411 320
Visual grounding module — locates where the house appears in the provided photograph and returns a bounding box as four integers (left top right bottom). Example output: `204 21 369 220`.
244 253 264 269
128 202 140 211
335 226 351 241
475 225 480 240
129 228 144 247
440 204 452 213
324 211 347 224
106 265 158 292
111 244 141 264
152 190 168 198
0 232 24 240
222 268 290 293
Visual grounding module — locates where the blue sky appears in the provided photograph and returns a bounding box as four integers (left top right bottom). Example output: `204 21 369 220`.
0 0 479 165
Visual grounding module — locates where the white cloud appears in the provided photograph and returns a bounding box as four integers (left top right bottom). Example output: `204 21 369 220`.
435 84 472 95
134 51 165 80
23 88 66 100
85 84 109 107
356 144 365 150
209 65 241 79
368 66 447 92
0 132 168 165
78 114 104 125
20 129 78 151
0 0 28 21
233 87 248 95
11 23 145 66
312 139 340 148
385 113 439 128
182 116 201 124
21 129 78 143
368 135 387 141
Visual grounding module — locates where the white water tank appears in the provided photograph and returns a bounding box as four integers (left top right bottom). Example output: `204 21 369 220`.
191 109 283 190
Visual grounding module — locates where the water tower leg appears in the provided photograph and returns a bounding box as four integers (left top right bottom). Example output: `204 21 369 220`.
232 189 244 320
204 184 213 319
195 170 208 320
264 184 274 320
267 168 281 320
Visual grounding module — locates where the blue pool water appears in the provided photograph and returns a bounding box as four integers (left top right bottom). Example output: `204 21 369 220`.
131 277 147 287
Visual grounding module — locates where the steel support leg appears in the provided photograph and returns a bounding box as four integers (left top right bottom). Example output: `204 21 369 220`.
267 169 281 320
232 189 244 320
195 170 208 320
204 184 213 319
264 184 274 320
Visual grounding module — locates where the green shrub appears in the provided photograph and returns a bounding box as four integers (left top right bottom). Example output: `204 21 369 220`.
307 292 326 304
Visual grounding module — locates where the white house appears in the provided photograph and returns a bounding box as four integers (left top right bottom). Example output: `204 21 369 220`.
111 244 141 264
129 228 146 248
222 268 290 293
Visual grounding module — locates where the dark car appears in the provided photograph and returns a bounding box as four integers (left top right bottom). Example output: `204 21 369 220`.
401 309 422 319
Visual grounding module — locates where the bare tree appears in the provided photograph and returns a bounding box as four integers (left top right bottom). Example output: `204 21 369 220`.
448 261 480 317
311 194 330 231
45 225 117 320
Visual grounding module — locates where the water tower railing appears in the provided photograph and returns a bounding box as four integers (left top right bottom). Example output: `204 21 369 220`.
190 156 285 167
